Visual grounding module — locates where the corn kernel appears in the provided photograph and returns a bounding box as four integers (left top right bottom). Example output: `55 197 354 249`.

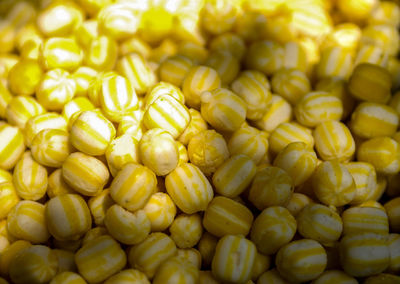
143 192 176 232
165 163 213 214
83 35 117 71
384 197 400 232
357 136 400 175
348 63 392 104
276 239 327 283
312 270 357 284
209 32 246 60
0 182 19 219
7 58 42 96
0 124 25 170
248 166 293 210
9 245 58 284
187 129 229 175
169 213 202 249
271 68 311 106
104 269 150 284
340 233 389 277
297 204 343 245
50 272 86 284
250 206 297 255
205 51 240 85
128 232 177 279
312 160 356 207
116 53 156 95
245 40 284 76
75 235 127 283
7 200 49 244
70 109 116 156
257 269 287 284
0 239 31 276
24 112 67 147
6 96 45 129
254 95 292 133
46 194 92 241
53 248 76 273
212 235 256 283
273 142 318 186
285 193 314 217
295 91 343 128
364 274 400 284
313 120 355 162
213 154 256 198
203 195 253 237
143 94 190 139
158 55 193 87
182 66 221 109
110 163 156 212
231 70 272 120
201 88 247 132
269 121 314 155
62 152 109 196
344 162 377 205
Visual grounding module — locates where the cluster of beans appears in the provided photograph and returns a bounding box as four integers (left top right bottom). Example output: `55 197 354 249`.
0 0 400 283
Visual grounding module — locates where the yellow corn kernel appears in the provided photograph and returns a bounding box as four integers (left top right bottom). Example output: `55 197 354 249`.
0 81 11 119
248 166 293 210
143 95 190 140
354 44 389 67
213 154 256 198
362 24 399 56
269 122 314 155
311 270 357 284
273 142 318 186
46 194 92 241
165 163 213 214
312 160 356 207
87 189 114 226
257 269 287 284
212 235 256 283
7 200 49 243
297 204 343 245
13 151 48 200
47 169 75 198
143 192 176 232
364 273 400 284
295 91 343 128
250 206 297 255
342 206 389 236
159 55 193 87
0 169 12 183
187 129 229 175
357 136 400 175
0 124 25 170
205 51 240 85
62 152 109 196
276 239 327 283
50 272 86 284
85 35 118 71
336 0 377 22
231 70 271 120
53 248 76 273
198 232 217 268
254 95 292 133
110 163 156 212
36 2 83 37
7 58 42 96
0 182 19 219
384 197 400 232
245 40 284 76
117 53 156 95
313 120 356 162
40 37 83 71
271 68 311 106
6 96 45 129
36 68 76 111
340 233 389 277
31 129 72 168
201 88 247 132
316 47 353 80
128 232 177 279
75 235 127 283
70 109 116 156
369 1 400 27
177 42 208 65
285 193 314 217
350 102 398 139
344 162 377 205
229 126 268 164
24 112 67 147
104 269 150 284
169 213 202 249
9 245 57 284
348 63 392 104
203 196 253 238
